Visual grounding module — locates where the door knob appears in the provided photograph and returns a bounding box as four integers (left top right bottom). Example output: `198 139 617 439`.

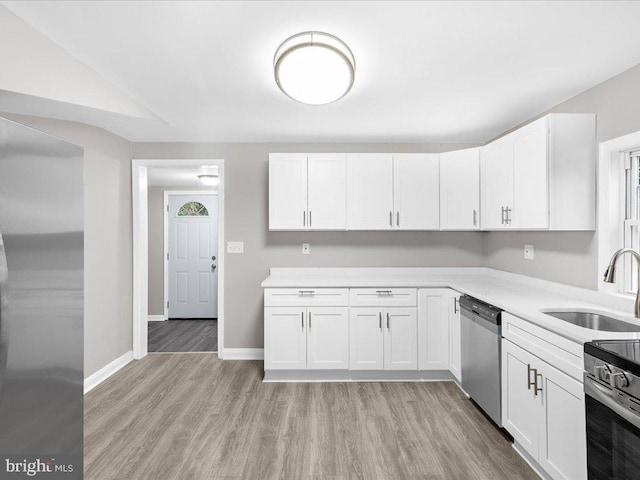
211 265 217 271
211 255 216 261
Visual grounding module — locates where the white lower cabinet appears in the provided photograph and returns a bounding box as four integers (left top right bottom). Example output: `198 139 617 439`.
349 307 417 370
264 306 348 370
264 307 307 370
449 293 461 381
306 307 349 369
417 289 452 371
502 339 587 480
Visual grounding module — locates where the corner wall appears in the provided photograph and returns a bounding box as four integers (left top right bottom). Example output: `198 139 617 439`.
485 63 640 289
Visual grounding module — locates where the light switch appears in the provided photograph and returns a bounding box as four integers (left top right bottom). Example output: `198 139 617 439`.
524 244 534 260
227 241 244 254
302 243 310 255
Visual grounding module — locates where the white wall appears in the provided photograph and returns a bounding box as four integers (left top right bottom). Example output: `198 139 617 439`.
1 112 133 378
485 63 640 289
133 143 484 348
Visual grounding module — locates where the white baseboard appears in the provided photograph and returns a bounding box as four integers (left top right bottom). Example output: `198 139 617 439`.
148 315 165 322
84 350 133 395
222 348 264 360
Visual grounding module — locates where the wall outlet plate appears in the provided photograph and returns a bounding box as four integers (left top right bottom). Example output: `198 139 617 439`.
227 241 244 254
524 244 534 260
302 243 310 255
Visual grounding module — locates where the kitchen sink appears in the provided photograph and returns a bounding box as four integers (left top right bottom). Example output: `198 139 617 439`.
542 310 640 332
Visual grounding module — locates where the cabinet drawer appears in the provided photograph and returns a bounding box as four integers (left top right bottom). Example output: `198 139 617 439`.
264 288 348 307
502 312 583 381
349 288 417 307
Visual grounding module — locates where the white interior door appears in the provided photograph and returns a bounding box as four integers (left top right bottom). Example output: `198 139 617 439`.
168 194 218 319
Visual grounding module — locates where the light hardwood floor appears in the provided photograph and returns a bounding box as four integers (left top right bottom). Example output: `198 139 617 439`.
85 354 539 480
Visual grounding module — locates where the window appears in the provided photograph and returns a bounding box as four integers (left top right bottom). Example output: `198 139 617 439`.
177 201 209 217
623 151 640 293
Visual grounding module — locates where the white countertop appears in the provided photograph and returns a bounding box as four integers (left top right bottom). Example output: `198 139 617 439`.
262 267 640 344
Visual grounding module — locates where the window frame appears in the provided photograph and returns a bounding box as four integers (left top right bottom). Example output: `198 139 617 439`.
622 151 640 294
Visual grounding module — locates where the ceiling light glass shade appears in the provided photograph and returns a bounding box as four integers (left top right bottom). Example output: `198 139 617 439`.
274 31 355 105
197 174 219 186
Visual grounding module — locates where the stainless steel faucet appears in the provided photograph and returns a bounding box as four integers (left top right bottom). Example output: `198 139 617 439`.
603 248 640 317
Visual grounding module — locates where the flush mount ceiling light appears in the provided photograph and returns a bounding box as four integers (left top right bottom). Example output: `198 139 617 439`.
274 31 355 105
197 174 219 186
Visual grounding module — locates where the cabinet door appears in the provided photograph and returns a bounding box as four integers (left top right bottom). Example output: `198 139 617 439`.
439 148 480 230
269 154 308 230
307 307 349 370
346 154 394 230
349 307 384 370
481 141 513 229
513 118 549 229
384 308 418 370
264 307 307 370
449 293 461 381
393 154 439 230
307 154 346 230
502 339 540 458
538 362 587 480
417 289 450 370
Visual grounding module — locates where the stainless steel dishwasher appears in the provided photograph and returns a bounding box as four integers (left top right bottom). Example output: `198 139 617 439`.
460 295 503 427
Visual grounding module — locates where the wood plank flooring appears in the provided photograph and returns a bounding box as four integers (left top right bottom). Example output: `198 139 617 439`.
84 354 539 480
148 319 217 352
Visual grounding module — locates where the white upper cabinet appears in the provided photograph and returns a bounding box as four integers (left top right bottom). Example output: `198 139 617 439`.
346 154 394 230
307 154 347 230
269 153 346 230
269 153 307 230
439 148 480 230
481 140 514 229
512 118 549 229
393 154 440 230
481 113 596 231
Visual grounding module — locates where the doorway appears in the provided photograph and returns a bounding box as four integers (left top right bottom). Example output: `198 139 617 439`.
131 159 225 360
147 192 219 353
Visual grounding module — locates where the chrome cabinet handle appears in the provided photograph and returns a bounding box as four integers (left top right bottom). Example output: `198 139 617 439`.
453 297 458 314
501 206 506 225
386 312 390 330
376 290 392 295
535 372 543 396
309 311 311 330
506 207 512 224
472 209 477 226
309 211 312 227
303 211 306 227
396 211 400 227
379 312 382 330
301 311 304 329
389 211 393 227
298 290 315 295
527 364 536 391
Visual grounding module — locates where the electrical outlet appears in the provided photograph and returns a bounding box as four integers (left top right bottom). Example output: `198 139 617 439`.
302 243 310 255
227 241 244 254
524 244 534 260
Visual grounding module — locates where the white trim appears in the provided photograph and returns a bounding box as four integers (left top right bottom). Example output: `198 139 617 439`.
163 190 219 321
263 369 453 382
84 351 133 394
598 130 640 294
132 159 226 360
223 348 264 360
148 315 165 322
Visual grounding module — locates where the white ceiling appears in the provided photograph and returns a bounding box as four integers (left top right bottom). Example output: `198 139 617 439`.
3 1 640 143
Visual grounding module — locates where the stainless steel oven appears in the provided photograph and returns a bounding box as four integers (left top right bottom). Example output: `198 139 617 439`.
584 340 640 480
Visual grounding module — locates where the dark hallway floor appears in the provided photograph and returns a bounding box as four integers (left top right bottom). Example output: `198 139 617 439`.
148 319 217 352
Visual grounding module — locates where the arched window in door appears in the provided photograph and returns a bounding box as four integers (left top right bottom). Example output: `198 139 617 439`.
177 201 209 217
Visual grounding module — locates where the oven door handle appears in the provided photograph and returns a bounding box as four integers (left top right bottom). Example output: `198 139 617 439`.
585 377 640 429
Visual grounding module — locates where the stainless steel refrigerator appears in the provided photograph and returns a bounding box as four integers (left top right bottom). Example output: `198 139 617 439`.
0 117 83 479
